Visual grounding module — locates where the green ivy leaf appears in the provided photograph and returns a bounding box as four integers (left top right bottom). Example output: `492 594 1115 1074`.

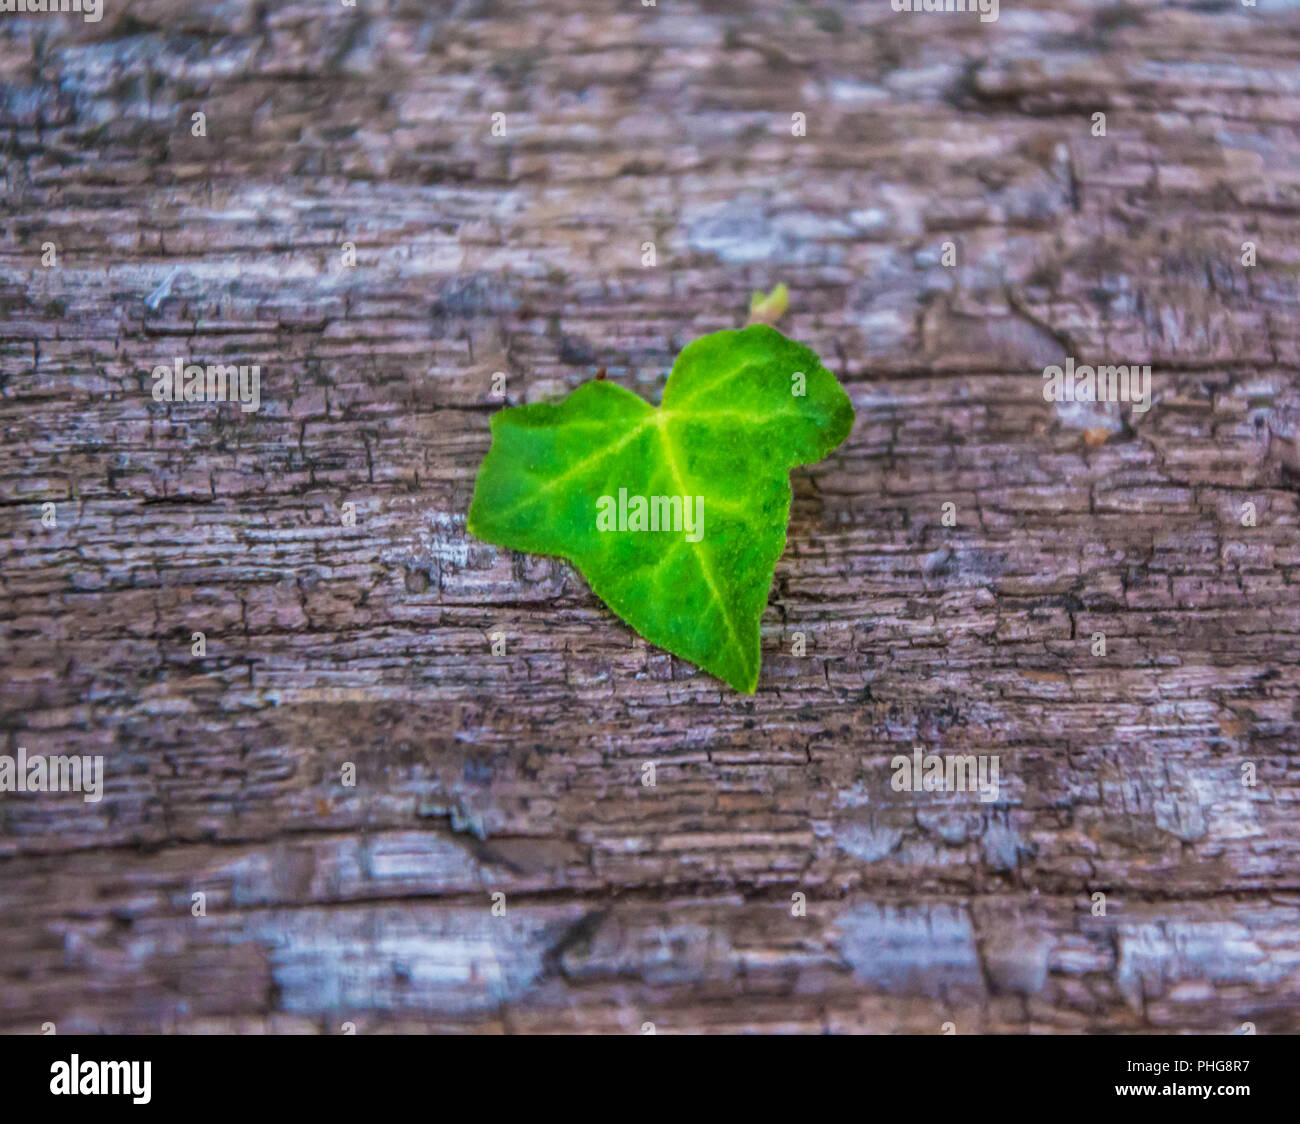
466 324 854 693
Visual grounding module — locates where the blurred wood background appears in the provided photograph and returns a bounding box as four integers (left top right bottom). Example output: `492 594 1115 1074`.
2 0 1299 1033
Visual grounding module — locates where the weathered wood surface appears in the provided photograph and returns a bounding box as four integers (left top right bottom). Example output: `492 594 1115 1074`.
2 0 1299 1034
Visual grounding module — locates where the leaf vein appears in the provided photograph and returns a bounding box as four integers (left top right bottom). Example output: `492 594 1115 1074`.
490 417 653 522
657 416 749 675
669 356 769 409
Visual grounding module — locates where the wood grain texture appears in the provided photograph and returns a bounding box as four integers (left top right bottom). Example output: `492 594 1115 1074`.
2 0 1299 1034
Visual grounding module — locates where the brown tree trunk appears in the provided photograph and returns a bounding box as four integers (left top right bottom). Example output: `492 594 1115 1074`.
1 0 1298 1033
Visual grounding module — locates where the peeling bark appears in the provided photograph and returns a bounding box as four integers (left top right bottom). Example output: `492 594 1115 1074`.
1 0 1298 1033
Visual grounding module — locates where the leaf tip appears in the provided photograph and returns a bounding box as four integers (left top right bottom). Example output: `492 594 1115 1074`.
747 283 789 326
